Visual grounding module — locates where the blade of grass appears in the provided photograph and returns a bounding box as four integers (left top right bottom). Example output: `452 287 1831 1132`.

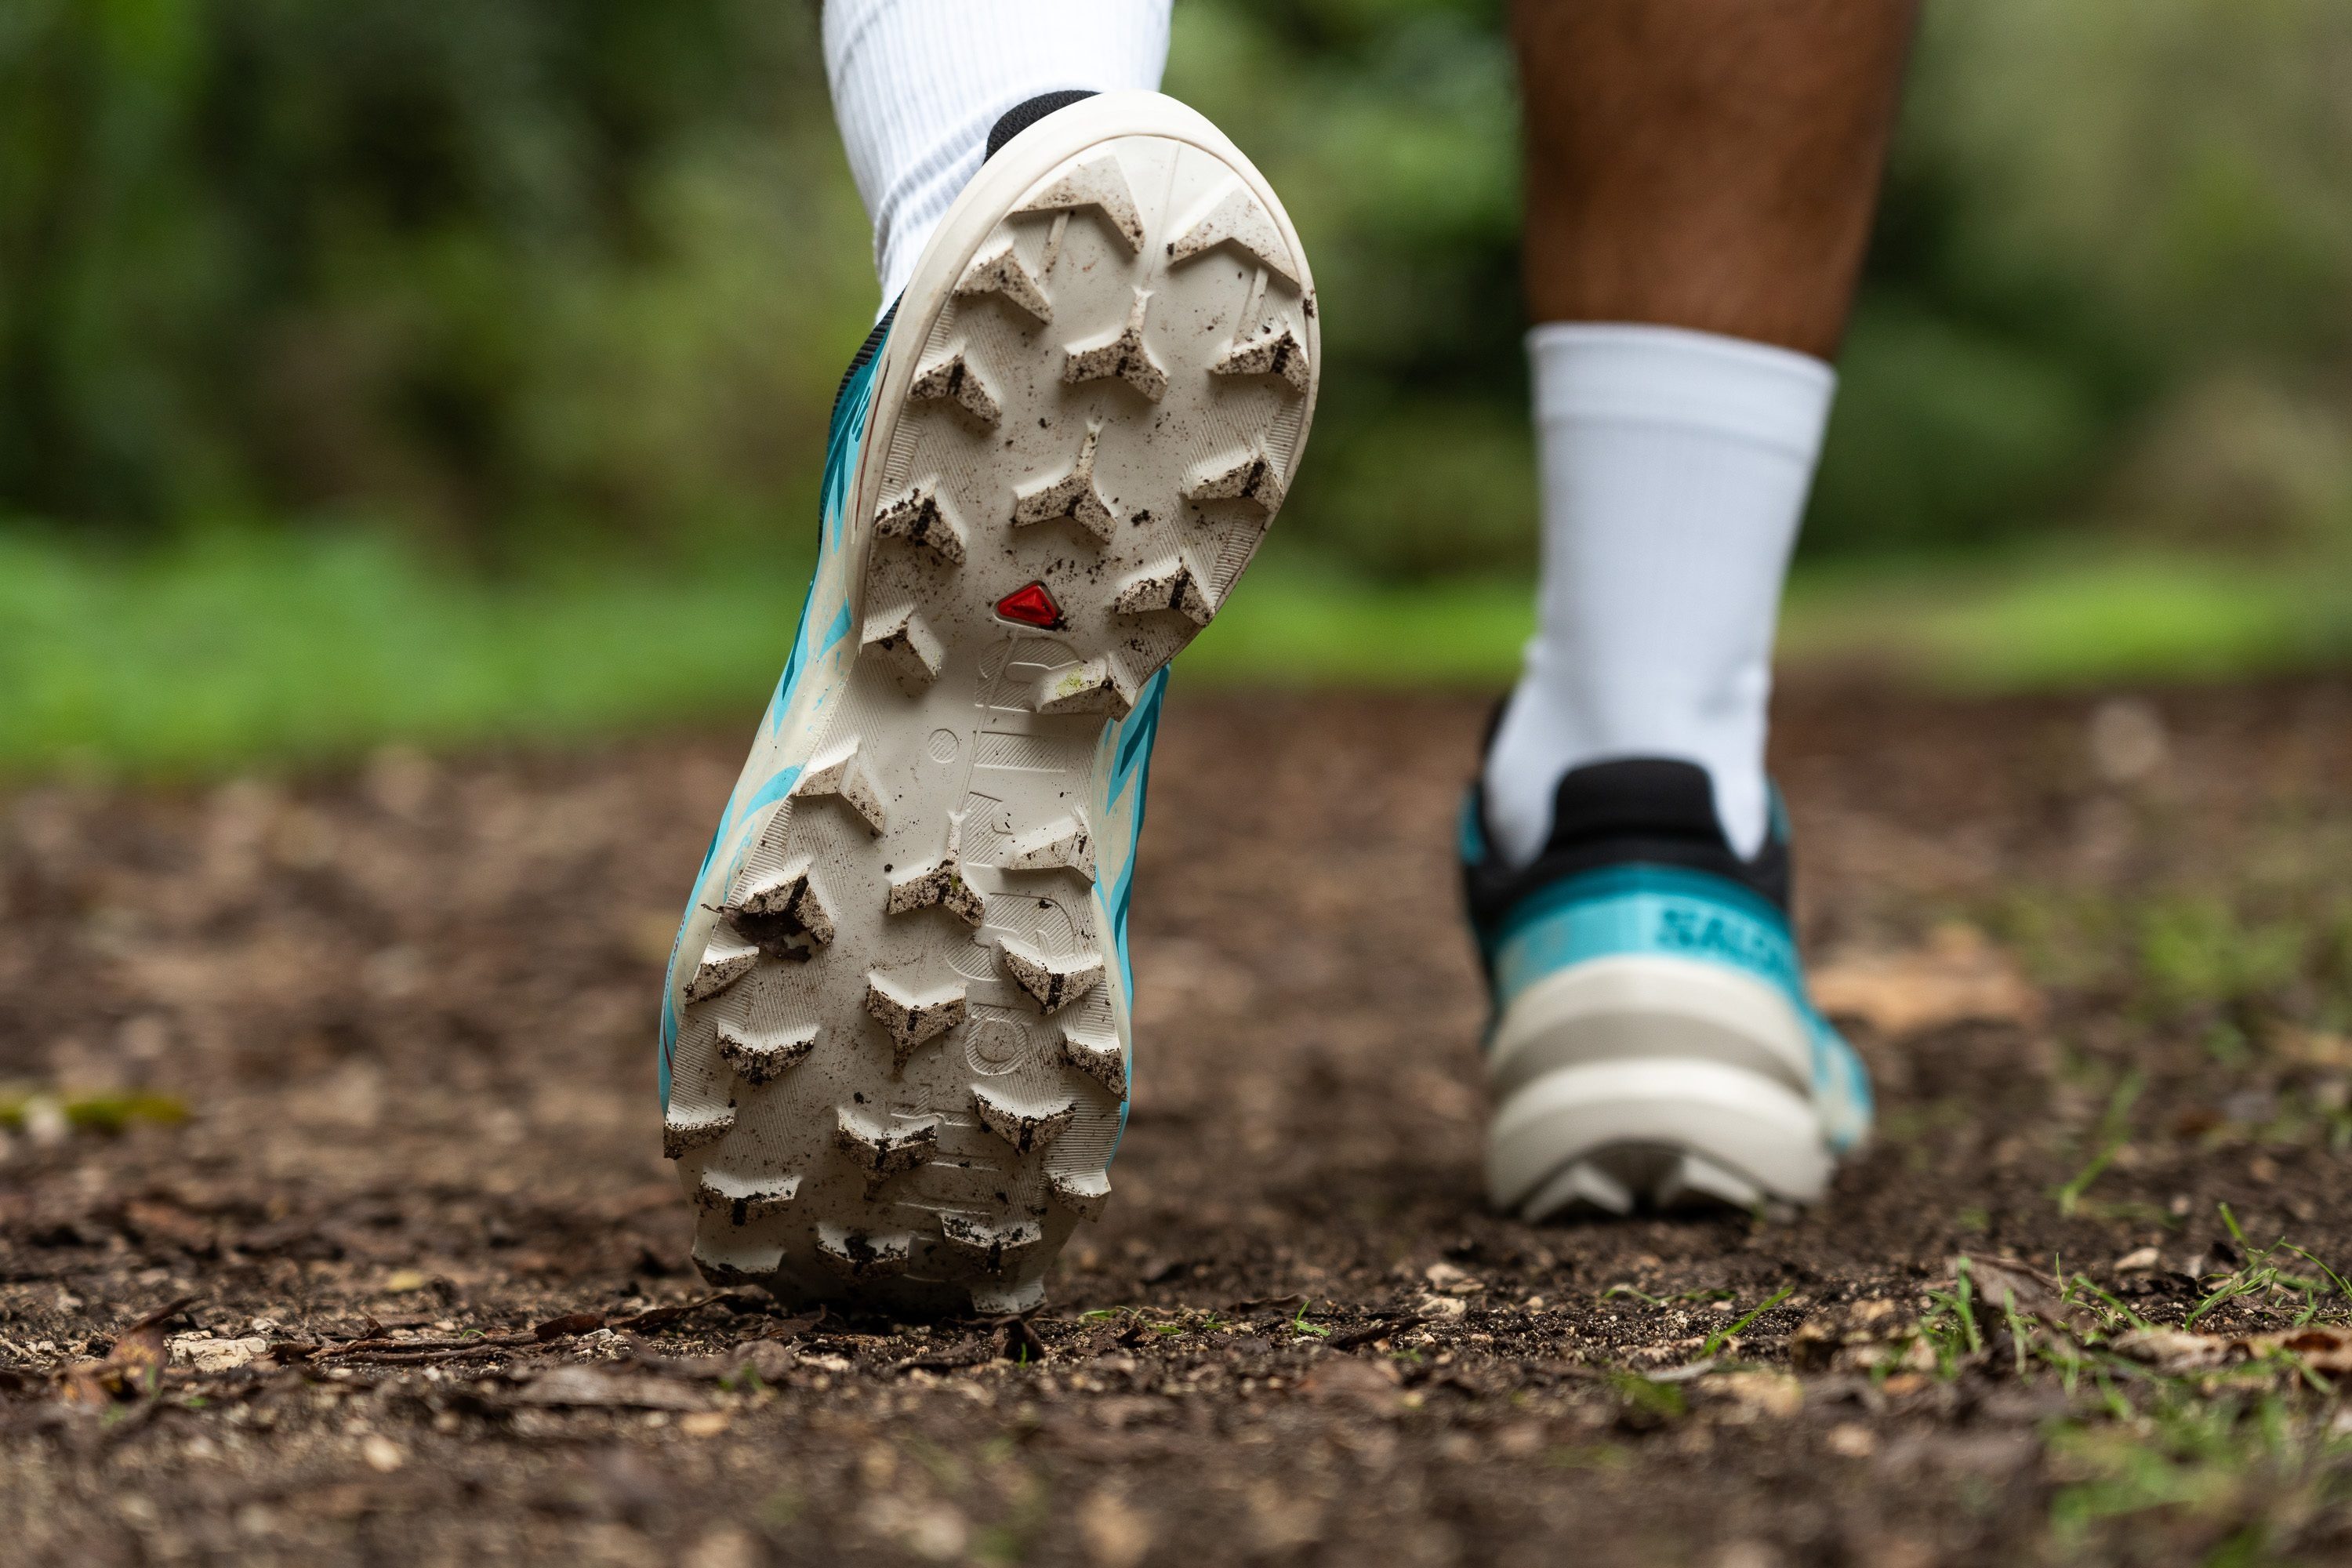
1702 1286 1794 1359
2056 1071 2145 1218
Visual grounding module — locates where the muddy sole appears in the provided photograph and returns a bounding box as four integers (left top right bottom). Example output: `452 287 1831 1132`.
664 91 1320 1313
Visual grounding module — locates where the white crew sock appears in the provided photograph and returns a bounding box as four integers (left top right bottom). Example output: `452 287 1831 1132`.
822 0 1172 311
1483 322 1838 866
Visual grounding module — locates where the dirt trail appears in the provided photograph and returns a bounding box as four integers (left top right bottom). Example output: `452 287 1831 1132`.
6 682 2352 1565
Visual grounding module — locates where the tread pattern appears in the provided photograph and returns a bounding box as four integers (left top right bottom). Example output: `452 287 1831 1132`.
909 351 1002 427
971 1085 1080 1153
1115 562 1214 626
956 244 1052 325
1062 290 1168 401
1214 326 1311 394
873 485 969 564
835 1108 942 1189
887 850 987 927
697 1169 800 1221
861 608 945 693
669 123 1313 1313
717 1022 817 1084
1060 1022 1127 1097
1012 425 1119 543
1048 1169 1112 1223
1011 153 1146 254
1186 446 1286 514
998 937 1104 1013
792 742 889 836
724 864 835 956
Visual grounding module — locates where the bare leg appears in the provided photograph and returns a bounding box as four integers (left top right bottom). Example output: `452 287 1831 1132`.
1485 0 1921 870
1474 2 1916 1219
1512 0 1917 355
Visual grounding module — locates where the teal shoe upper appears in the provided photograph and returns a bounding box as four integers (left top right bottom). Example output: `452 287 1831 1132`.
1460 758 1871 1150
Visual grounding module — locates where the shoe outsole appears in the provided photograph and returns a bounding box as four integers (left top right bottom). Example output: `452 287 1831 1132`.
662 93 1317 1314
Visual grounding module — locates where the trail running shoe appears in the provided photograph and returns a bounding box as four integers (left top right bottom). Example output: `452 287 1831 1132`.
1462 757 1871 1218
658 91 1317 1312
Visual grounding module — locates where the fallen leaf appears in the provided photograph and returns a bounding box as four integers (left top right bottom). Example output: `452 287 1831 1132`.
610 1301 697 1334
56 1361 115 1410
104 1326 170 1382
2120 1323 2352 1377
2114 1328 2234 1373
512 1365 710 1410
1329 1316 1425 1352
312 1327 535 1363
893 1337 993 1374
1812 927 2042 1036
2267 1327 2352 1374
60 1296 192 1406
761 1308 826 1340
533 1312 606 1342
1422 1261 1483 1296
170 1334 268 1373
382 1269 430 1294
2114 1247 2161 1274
1960 1255 2101 1337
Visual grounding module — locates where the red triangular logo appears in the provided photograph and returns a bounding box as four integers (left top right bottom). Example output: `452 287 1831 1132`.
995 581 1063 629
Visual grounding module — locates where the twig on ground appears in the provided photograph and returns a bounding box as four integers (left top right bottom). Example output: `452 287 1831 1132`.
1330 1315 1427 1352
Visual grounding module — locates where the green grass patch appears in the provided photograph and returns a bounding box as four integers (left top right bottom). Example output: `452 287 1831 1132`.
0 1086 189 1134
1781 546 2352 691
0 528 810 779
0 528 1543 778
10 526 2352 779
1184 564 1531 685
2046 1390 2352 1559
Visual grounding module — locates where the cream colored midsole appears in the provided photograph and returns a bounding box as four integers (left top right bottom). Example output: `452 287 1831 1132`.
1486 953 1813 1102
1486 1057 1832 1209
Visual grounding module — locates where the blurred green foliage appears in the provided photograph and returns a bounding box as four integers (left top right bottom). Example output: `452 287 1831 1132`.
0 0 872 559
5 0 2352 577
11 525 2352 779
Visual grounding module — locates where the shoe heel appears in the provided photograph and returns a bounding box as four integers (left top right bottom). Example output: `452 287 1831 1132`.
1483 953 1831 1217
1486 1057 1831 1218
